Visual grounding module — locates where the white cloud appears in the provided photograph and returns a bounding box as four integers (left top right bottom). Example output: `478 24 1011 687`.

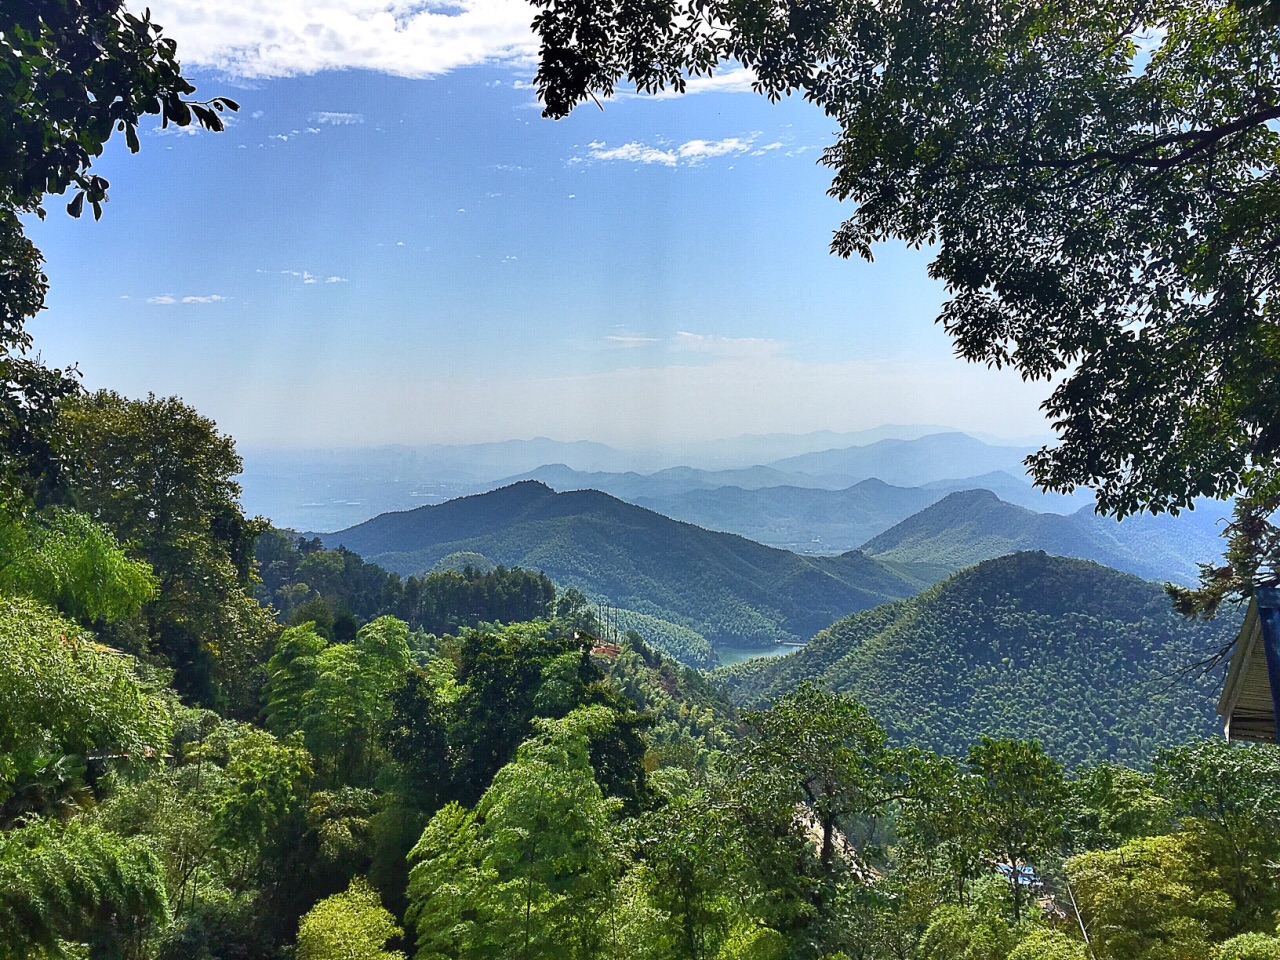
618 66 759 100
147 293 228 304
588 142 680 166
676 137 754 161
606 334 661 348
311 111 364 125
672 331 782 359
580 134 760 167
263 269 348 284
143 3 773 98
146 0 540 78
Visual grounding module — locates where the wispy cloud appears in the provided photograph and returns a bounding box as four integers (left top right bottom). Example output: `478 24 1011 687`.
311 111 364 125
673 331 783 359
262 269 348 284
577 134 761 167
677 137 756 161
605 334 661 348
147 293 229 305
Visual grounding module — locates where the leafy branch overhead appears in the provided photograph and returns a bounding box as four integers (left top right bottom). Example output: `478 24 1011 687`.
1 0 237 222
530 0 1280 610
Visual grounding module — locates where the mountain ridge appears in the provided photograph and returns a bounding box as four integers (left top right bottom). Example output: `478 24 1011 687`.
860 489 1225 585
320 481 932 649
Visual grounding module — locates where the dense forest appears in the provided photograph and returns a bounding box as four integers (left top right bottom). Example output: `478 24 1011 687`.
720 553 1236 766
3 389 1280 960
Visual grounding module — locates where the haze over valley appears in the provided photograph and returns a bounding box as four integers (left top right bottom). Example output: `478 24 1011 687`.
251 424 1235 674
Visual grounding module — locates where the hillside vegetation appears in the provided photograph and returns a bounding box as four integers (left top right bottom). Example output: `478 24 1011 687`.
3 392 1276 960
719 552 1237 767
322 481 931 648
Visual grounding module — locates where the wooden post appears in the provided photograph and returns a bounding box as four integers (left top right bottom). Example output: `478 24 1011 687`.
1255 588 1280 744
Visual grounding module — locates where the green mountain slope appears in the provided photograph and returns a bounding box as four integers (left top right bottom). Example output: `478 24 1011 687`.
322 481 931 648
718 552 1236 766
860 489 1224 584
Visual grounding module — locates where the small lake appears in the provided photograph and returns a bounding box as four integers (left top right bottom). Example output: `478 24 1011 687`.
714 643 803 668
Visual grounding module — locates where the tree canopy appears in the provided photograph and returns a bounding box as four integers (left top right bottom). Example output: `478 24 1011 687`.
1 1 234 520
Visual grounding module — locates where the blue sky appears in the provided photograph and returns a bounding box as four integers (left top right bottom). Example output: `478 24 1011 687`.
22 0 1055 452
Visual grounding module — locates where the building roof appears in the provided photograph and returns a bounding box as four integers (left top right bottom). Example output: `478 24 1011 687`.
1218 594 1278 743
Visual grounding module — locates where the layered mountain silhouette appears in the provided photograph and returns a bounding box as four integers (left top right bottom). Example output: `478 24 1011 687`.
860 489 1226 585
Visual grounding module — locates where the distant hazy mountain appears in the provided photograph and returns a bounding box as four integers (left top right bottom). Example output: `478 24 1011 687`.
241 429 1046 530
240 439 660 530
718 552 1234 766
767 433 1033 487
320 481 931 648
631 475 1100 554
501 463 840 501
668 425 970 469
632 480 942 554
859 489 1225 585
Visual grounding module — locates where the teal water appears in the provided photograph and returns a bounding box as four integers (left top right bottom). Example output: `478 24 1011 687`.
714 643 801 668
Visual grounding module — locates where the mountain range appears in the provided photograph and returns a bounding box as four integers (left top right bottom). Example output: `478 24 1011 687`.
319 476 1228 664
319 481 932 649
241 430 1074 531
717 552 1236 766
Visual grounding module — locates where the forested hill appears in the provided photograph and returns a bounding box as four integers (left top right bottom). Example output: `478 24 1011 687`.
860 488 1225 584
718 552 1237 766
321 481 931 648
